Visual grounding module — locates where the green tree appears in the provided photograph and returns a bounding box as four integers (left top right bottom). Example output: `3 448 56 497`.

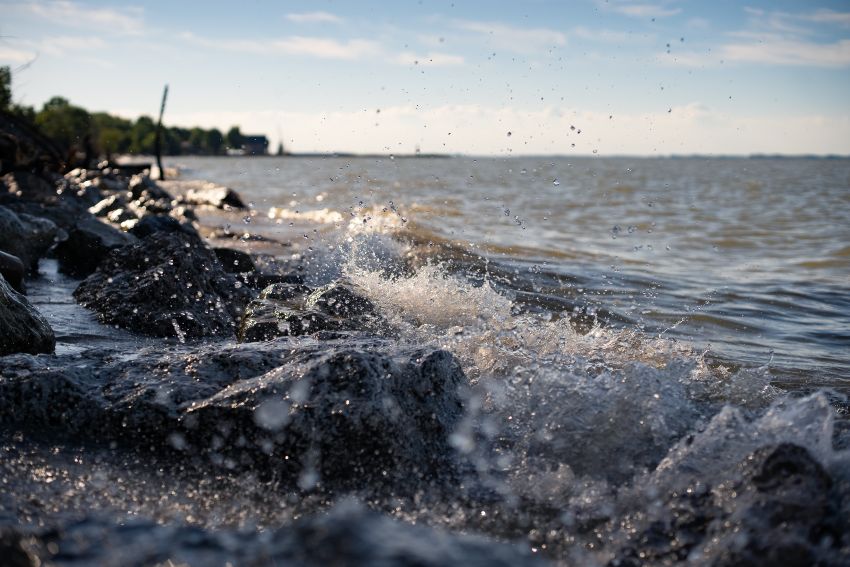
0 66 11 110
206 128 224 155
35 97 92 153
226 126 243 150
130 116 156 154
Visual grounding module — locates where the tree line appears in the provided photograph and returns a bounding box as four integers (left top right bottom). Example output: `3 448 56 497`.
1 66 248 158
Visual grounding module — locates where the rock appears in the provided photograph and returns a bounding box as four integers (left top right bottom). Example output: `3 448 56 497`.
89 194 129 217
0 196 85 231
128 214 192 239
214 247 256 273
129 174 172 202
0 335 466 488
238 279 386 342
0 205 59 273
105 207 138 224
610 443 842 567
2 172 57 203
187 340 466 485
55 215 137 277
0 274 55 356
0 251 24 294
73 231 251 338
0 503 543 566
183 185 246 209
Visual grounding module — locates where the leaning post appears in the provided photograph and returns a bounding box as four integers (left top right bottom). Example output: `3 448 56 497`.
154 84 169 180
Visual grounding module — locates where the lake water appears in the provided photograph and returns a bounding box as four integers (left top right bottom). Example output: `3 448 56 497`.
168 155 850 388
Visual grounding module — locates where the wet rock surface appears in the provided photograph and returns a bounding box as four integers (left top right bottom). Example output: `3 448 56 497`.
609 443 844 567
73 230 251 338
0 336 465 487
0 251 24 293
239 278 388 342
0 205 59 273
54 215 136 277
0 274 55 356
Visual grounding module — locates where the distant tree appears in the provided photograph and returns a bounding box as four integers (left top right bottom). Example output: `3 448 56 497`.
226 126 243 150
0 66 11 110
130 116 157 154
35 97 92 153
206 128 224 155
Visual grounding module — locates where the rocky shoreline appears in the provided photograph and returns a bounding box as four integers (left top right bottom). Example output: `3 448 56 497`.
2 119 849 566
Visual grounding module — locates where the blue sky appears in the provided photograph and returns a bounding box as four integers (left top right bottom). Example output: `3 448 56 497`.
2 0 849 155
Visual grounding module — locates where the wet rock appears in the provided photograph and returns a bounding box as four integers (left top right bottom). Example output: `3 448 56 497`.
0 503 542 566
183 185 246 209
128 214 193 239
0 336 466 487
214 247 256 273
89 194 129 217
188 340 466 485
73 231 251 338
610 443 843 567
0 251 24 294
55 215 137 277
0 205 59 273
129 174 172 202
0 274 55 356
238 279 386 342
2 171 57 204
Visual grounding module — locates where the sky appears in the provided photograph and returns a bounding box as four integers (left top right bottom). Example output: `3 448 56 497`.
1 0 849 155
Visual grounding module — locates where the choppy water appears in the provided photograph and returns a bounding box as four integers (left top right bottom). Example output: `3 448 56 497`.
5 156 850 565
169 155 850 387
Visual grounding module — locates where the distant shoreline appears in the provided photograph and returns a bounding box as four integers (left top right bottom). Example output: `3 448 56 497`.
116 152 850 164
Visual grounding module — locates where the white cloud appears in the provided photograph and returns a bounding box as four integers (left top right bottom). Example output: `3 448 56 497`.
600 1 681 19
285 11 342 24
392 52 465 66
721 37 850 67
271 37 381 60
0 46 37 64
454 20 566 53
180 32 382 60
13 1 145 35
806 9 850 27
571 26 655 44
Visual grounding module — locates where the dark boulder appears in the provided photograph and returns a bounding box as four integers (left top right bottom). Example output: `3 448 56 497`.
187 340 466 486
2 171 57 203
213 247 256 273
0 251 24 294
0 274 55 356
55 215 137 277
0 205 59 273
183 185 246 209
609 443 843 567
238 279 386 342
128 214 194 239
0 335 466 488
73 230 251 338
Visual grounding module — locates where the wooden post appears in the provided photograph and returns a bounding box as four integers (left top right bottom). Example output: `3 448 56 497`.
154 84 169 180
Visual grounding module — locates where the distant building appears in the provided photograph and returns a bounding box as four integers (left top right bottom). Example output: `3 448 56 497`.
242 135 269 156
